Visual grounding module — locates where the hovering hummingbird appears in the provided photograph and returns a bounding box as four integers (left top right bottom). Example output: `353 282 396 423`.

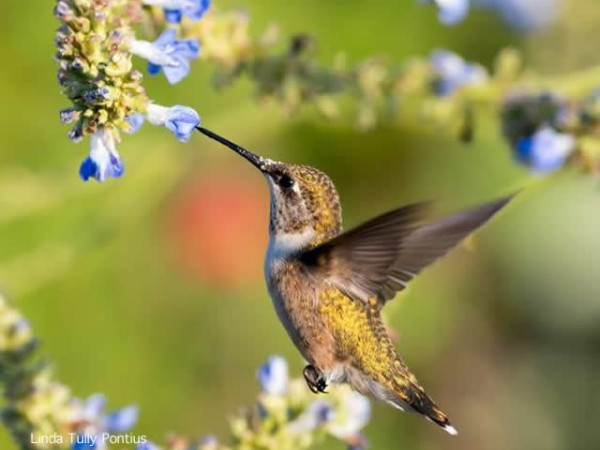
196 126 512 435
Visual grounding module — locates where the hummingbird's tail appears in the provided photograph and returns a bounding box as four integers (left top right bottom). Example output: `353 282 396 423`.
392 385 458 436
346 364 458 435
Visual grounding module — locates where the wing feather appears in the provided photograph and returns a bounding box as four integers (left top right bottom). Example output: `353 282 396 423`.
301 196 512 304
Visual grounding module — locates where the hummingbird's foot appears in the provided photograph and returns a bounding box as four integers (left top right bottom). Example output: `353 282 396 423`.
303 365 328 394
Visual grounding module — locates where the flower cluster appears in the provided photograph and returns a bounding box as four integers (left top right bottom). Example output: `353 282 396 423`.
54 0 207 183
0 294 139 449
55 2 600 180
250 356 370 449
499 90 600 175
1 292 369 450
501 92 575 173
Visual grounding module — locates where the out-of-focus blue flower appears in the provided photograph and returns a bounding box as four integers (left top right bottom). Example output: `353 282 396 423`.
287 399 334 434
136 442 159 450
430 49 487 96
129 29 200 84
421 0 470 25
146 104 200 142
327 392 371 442
141 0 211 24
256 355 289 396
70 394 138 449
79 131 125 182
516 125 575 173
72 440 97 450
199 435 219 449
104 405 139 432
421 0 559 30
487 0 559 31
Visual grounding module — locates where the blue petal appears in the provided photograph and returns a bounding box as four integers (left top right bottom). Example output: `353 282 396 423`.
436 0 470 25
154 28 177 47
515 127 574 173
162 57 191 85
126 113 146 134
147 62 162 76
108 153 125 178
174 39 201 59
164 106 200 141
516 136 533 162
105 405 138 432
79 157 99 181
257 356 288 396
164 8 182 24
200 435 218 446
72 437 97 449
186 0 211 20
493 0 558 31
136 443 159 450
85 394 107 416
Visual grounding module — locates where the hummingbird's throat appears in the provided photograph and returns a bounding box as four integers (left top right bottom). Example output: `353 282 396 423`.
267 227 316 258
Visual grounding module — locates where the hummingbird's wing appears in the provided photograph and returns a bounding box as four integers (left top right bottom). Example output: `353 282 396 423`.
300 196 512 304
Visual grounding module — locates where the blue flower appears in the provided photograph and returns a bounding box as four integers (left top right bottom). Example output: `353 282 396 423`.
129 29 200 84
146 103 200 142
199 435 219 449
140 0 210 24
427 0 470 25
479 0 558 31
327 392 371 441
126 113 146 134
136 443 159 450
256 355 288 396
165 0 211 24
79 131 125 182
422 0 558 30
70 394 138 449
430 49 487 96
104 405 138 432
516 125 575 173
288 399 334 434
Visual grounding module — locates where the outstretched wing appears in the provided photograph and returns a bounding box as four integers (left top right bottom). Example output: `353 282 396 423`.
300 196 512 305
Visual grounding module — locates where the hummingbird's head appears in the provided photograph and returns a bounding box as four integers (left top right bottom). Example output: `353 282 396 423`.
196 127 342 252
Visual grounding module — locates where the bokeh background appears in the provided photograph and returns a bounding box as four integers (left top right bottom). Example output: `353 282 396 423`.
2 0 600 449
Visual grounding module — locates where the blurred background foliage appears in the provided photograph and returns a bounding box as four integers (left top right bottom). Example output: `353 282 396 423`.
2 0 600 449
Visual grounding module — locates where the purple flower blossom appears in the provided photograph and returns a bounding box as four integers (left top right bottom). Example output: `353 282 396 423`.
430 49 487 96
146 104 200 142
516 125 575 173
256 355 288 396
129 29 200 84
79 131 125 182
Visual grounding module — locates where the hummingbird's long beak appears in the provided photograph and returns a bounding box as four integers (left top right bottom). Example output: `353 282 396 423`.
195 126 266 171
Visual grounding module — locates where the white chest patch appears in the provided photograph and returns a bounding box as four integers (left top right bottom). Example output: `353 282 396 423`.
265 228 315 263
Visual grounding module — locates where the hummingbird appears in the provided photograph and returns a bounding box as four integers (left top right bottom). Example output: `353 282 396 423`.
196 126 512 435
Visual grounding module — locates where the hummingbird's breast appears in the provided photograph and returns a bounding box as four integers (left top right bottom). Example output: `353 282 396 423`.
264 249 338 369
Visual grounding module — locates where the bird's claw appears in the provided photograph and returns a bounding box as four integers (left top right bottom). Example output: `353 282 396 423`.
303 365 328 394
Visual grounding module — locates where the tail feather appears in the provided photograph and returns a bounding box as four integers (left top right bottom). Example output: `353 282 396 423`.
393 384 458 436
346 364 459 436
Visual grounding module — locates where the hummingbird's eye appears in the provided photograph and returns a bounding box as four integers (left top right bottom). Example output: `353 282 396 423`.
277 174 295 189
